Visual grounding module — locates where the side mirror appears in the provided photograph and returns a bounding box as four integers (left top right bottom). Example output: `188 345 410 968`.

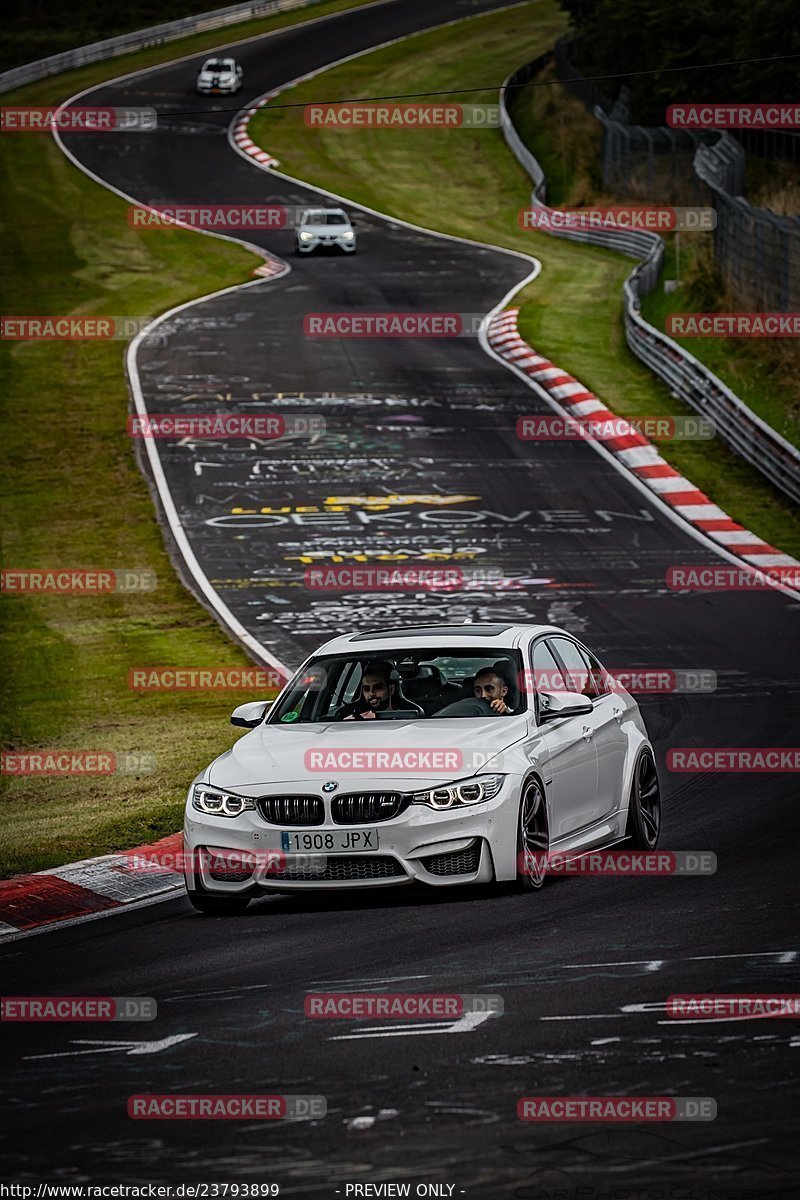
539 691 593 720
230 701 271 728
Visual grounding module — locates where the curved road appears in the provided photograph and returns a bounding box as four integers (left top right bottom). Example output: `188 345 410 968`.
2 1 799 1193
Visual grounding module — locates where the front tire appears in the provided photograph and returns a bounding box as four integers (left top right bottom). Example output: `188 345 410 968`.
516 777 549 891
625 748 661 849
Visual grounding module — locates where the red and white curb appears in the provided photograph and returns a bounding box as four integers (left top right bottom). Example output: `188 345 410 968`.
488 308 799 572
231 93 281 168
252 258 287 277
230 71 320 173
230 93 300 277
0 833 184 937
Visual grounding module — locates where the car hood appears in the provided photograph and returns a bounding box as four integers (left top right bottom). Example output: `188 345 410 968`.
207 715 528 793
300 223 351 236
198 69 234 79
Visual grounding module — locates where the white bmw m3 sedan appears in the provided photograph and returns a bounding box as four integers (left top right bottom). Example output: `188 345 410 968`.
183 623 661 913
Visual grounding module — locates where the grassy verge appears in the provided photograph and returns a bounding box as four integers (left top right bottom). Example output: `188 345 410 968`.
508 61 604 207
250 3 800 557
0 0 381 878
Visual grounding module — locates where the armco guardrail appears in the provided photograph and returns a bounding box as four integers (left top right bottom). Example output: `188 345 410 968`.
0 0 322 93
500 60 800 507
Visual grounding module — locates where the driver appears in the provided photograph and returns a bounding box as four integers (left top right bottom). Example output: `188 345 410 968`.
341 659 397 720
473 668 512 715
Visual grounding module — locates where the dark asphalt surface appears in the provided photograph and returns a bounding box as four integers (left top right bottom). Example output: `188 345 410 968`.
2 0 799 1194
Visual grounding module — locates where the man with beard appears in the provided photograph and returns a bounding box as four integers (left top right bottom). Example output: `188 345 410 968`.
340 659 397 720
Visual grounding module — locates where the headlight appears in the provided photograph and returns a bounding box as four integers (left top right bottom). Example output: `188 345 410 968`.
341 231 354 240
411 774 505 810
299 232 313 241
192 785 255 818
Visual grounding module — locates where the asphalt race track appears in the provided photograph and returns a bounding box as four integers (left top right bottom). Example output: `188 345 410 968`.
2 0 799 1193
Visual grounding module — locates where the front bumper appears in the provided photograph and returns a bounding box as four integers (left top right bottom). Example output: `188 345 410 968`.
295 235 356 254
184 777 517 893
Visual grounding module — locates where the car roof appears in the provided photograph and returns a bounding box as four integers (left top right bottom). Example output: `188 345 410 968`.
315 623 562 655
302 207 348 216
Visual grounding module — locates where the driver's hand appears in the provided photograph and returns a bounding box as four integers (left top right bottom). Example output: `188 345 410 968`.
490 698 510 714
360 710 376 719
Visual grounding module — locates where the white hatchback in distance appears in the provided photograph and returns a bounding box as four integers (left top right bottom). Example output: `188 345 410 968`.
295 207 356 254
196 57 243 95
183 623 661 914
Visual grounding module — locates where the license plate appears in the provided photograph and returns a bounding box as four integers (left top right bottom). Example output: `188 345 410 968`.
280 829 379 853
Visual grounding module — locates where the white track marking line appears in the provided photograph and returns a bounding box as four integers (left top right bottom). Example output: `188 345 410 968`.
24 1033 197 1059
560 950 796 968
306 974 430 988
330 1009 498 1039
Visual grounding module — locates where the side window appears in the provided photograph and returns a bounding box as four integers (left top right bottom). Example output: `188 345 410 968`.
578 644 612 697
549 637 601 700
531 639 569 695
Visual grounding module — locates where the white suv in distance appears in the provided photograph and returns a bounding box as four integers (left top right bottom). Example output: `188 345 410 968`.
196 57 243 95
183 622 661 914
295 208 356 255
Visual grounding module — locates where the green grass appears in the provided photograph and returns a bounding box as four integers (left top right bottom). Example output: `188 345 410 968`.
0 0 382 878
250 0 800 558
507 60 604 207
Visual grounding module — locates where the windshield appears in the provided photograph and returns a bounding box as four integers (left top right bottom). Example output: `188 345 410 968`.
303 211 348 226
203 60 232 71
268 649 525 724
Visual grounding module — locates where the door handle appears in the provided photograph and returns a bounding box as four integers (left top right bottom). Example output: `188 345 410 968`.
582 725 594 742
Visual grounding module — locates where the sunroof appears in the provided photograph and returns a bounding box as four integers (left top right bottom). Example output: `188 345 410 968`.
350 624 513 642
